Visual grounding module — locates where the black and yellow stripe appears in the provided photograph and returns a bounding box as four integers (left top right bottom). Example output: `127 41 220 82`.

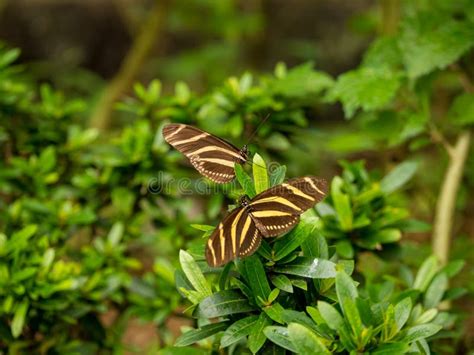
205 176 328 267
163 124 248 183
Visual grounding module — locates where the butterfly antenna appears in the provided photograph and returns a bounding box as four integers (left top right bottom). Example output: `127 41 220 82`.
241 113 271 170
244 112 271 147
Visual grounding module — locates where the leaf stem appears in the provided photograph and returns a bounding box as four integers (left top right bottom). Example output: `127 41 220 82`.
428 122 455 157
379 0 400 35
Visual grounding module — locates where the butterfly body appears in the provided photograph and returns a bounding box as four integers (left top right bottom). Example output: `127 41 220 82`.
163 124 248 183
205 176 328 267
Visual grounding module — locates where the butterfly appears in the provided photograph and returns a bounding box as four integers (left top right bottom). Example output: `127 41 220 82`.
163 124 248 183
205 176 328 267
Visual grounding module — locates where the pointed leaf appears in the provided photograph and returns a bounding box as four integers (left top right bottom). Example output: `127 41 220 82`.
263 326 297 352
317 301 344 331
235 164 256 197
11 300 29 338
380 161 418 194
274 257 336 279
221 315 259 348
179 250 212 300
271 275 294 293
242 255 271 302
401 324 442 343
394 297 412 332
248 313 272 354
413 256 438 292
424 273 448 309
253 153 269 194
175 321 229 346
195 290 256 318
288 323 331 355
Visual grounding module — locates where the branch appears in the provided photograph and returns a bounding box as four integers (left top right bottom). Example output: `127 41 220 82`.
89 0 168 131
428 122 455 157
432 131 471 265
379 0 400 35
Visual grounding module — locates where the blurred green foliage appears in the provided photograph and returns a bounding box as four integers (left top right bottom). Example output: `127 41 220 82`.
0 0 474 353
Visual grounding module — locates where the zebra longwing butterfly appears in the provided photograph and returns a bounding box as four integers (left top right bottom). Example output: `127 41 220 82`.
163 124 248 183
205 176 328 267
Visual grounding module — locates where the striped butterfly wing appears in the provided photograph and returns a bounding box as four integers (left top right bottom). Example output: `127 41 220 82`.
248 176 328 237
205 206 262 267
205 176 327 267
163 124 246 183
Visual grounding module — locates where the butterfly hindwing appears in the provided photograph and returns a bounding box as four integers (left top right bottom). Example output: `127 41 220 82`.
163 124 246 183
205 206 262 267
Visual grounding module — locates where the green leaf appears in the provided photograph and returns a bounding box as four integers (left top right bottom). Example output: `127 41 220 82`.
247 313 272 354
372 343 410 355
448 93 474 126
242 255 271 302
317 301 344 331
394 297 412 332
253 153 269 194
7 225 38 253
263 326 297 353
175 321 229 346
190 224 215 232
0 48 20 68
331 177 353 231
413 256 438 292
271 275 294 293
107 222 124 247
399 12 474 79
301 229 328 259
269 165 287 187
264 303 286 324
274 257 336 279
273 218 316 261
415 309 438 325
362 36 402 69
267 288 280 304
235 164 256 198
335 271 358 302
441 259 465 278
401 324 442 343
195 290 256 318
288 323 331 354
221 315 259 348
272 62 334 98
335 240 354 259
329 67 401 118
341 298 363 338
424 273 448 309
11 300 29 338
380 161 418 194
179 250 212 300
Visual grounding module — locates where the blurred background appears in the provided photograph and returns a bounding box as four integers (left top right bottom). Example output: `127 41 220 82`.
0 0 473 353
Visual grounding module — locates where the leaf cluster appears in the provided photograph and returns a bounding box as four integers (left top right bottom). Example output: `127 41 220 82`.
173 157 462 354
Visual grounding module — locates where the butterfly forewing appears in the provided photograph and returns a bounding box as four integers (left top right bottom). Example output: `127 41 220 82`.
205 176 327 266
248 177 328 237
163 124 246 183
205 206 262 267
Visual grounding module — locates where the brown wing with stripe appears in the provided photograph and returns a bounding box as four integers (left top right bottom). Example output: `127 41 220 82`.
163 124 246 183
248 177 327 237
205 206 262 267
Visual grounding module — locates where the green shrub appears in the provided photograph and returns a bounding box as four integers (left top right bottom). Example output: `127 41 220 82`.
172 156 463 353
